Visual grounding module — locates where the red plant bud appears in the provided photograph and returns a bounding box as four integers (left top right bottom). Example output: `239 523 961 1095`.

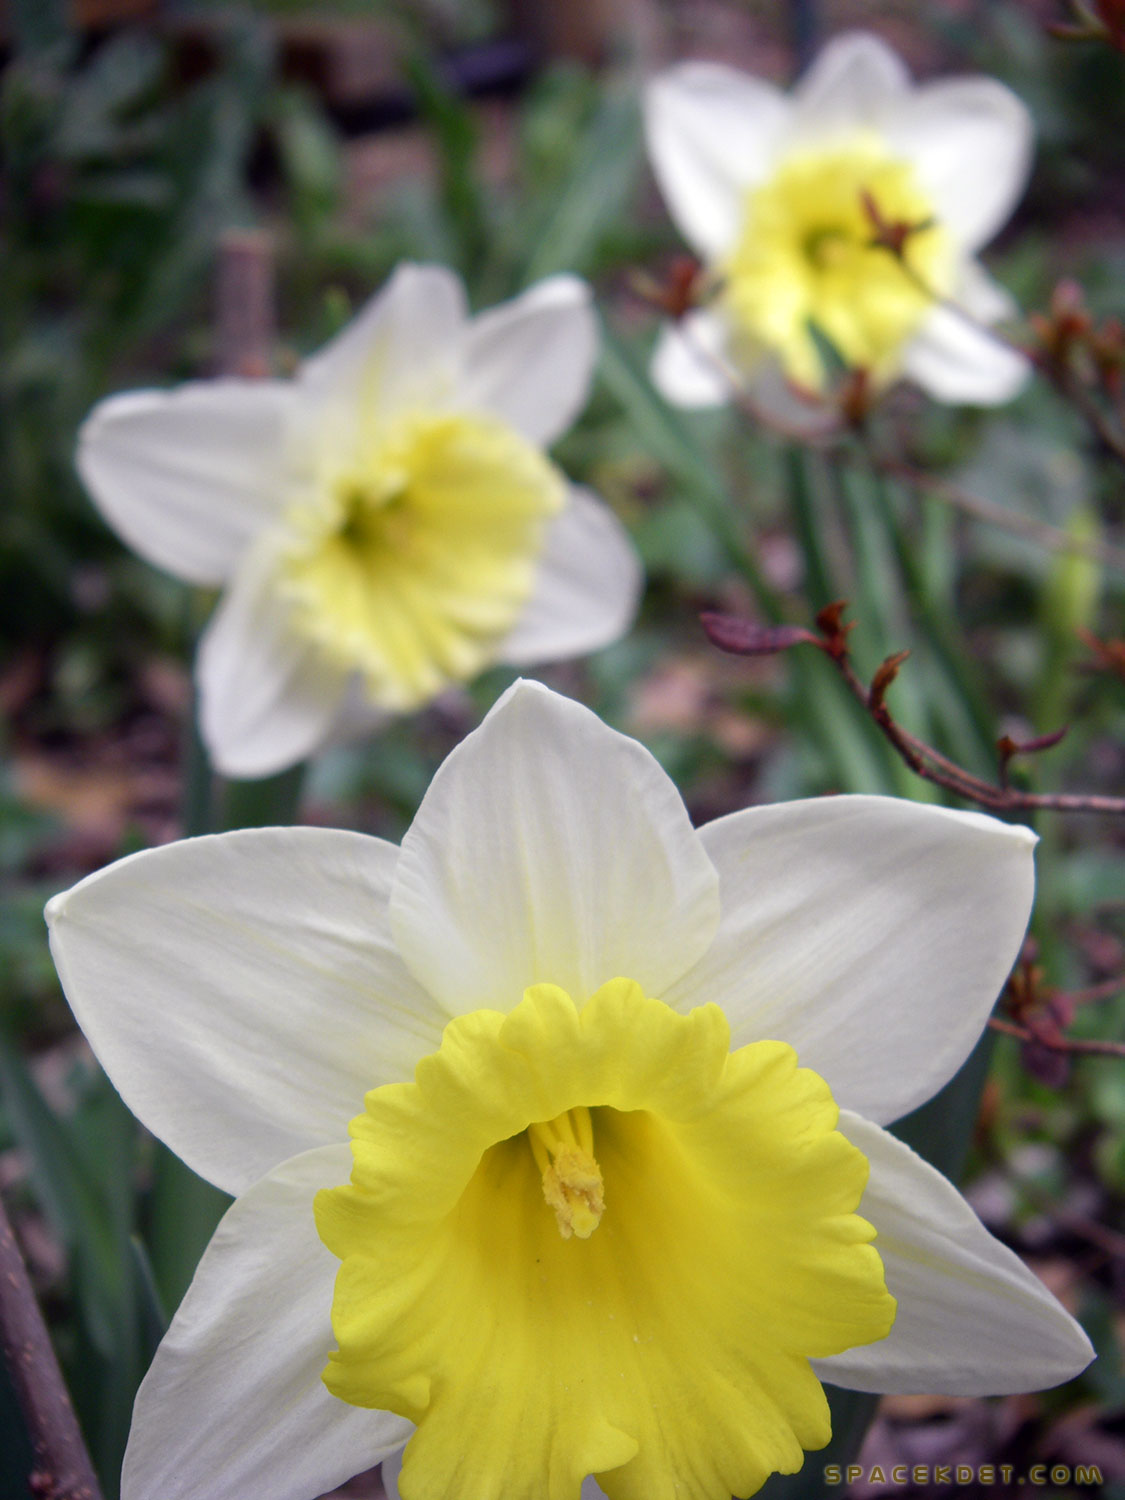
700 612 816 657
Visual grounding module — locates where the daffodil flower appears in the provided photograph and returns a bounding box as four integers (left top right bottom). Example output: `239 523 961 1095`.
46 683 1091 1500
644 32 1033 407
77 267 640 778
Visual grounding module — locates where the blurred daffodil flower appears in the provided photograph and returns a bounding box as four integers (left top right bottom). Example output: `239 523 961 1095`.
644 33 1033 407
77 268 640 778
46 683 1091 1500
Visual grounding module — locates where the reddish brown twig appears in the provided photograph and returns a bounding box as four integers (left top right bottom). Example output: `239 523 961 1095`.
701 603 1125 815
1049 364 1125 467
988 1016 1125 1058
0 1192 103 1500
1049 0 1125 53
215 228 276 379
1066 975 1125 1005
869 453 1125 575
860 188 935 261
1026 279 1125 464
992 950 1125 1078
628 257 706 321
1077 627 1125 680
997 728 1069 788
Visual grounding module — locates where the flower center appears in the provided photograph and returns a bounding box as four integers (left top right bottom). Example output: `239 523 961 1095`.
802 225 850 270
315 979 896 1500
276 410 565 710
334 474 411 553
528 1106 605 1239
722 135 953 390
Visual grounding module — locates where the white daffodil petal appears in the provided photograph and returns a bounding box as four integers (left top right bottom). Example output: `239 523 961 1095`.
643 63 789 259
815 1114 1095 1394
903 303 1031 406
650 310 733 408
299 262 468 415
662 795 1036 1125
885 77 1034 252
46 829 446 1195
122 1146 411 1500
458 275 598 446
957 258 1019 323
76 382 297 586
791 31 910 137
196 543 349 780
497 487 642 666
390 680 720 1013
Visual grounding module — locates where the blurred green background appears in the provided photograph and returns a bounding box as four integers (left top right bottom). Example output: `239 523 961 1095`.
0 1 1123 1496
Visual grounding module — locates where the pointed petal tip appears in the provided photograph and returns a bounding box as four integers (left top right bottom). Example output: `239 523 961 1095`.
797 28 912 91
487 675 558 713
472 676 576 739
532 272 593 307
1056 1320 1097 1383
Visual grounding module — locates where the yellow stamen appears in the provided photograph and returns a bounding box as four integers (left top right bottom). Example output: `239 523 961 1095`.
528 1107 605 1240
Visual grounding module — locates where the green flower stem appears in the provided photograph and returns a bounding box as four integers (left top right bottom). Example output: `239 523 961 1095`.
785 446 837 615
823 458 924 800
598 329 785 622
145 1151 231 1319
218 763 307 830
863 462 997 775
785 446 905 795
892 1029 994 1186
178 693 214 839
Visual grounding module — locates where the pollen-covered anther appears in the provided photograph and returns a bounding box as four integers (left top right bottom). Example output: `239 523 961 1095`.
528 1107 605 1239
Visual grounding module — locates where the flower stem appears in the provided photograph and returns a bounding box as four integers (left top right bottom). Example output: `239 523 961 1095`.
217 764 306 830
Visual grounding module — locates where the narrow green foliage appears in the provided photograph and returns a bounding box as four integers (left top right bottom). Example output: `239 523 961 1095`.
146 1148 231 1317
0 1030 162 1495
599 329 782 617
517 77 644 286
406 51 489 282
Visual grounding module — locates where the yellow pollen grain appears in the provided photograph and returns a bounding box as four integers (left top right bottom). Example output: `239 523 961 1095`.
528 1108 605 1240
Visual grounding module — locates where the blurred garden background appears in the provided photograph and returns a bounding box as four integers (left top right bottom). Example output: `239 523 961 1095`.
1 0 1124 1496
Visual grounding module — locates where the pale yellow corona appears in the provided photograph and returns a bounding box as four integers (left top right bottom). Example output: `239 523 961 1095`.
723 137 953 389
279 410 566 710
316 979 896 1500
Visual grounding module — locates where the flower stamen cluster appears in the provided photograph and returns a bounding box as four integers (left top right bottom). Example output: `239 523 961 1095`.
529 1107 606 1239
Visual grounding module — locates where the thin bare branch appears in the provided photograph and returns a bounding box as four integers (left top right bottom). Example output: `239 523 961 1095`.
0 1191 103 1500
868 453 1125 575
703 603 1125 816
215 228 276 379
988 1016 1125 1059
